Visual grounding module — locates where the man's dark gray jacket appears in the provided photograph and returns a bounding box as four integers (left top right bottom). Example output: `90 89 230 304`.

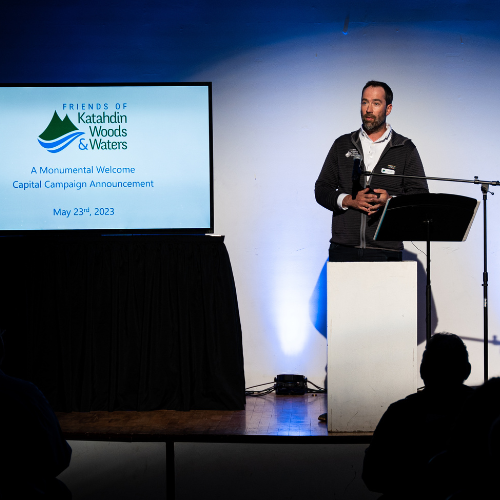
315 129 429 251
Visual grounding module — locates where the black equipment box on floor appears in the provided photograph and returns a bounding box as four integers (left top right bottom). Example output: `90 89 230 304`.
274 374 307 395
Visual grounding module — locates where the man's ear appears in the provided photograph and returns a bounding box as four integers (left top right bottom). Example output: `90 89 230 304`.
386 104 393 116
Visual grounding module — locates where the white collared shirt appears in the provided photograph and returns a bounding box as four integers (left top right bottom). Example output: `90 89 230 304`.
359 123 392 179
337 124 392 210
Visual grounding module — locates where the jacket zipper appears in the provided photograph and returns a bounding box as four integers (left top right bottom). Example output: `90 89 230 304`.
352 138 367 248
352 133 402 249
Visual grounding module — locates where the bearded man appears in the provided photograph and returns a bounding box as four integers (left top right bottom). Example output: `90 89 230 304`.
315 81 429 263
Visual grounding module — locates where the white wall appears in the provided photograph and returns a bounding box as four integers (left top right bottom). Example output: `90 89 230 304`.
190 20 500 388
4 1 499 392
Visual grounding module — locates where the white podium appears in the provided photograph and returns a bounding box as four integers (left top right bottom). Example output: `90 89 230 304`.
327 262 417 432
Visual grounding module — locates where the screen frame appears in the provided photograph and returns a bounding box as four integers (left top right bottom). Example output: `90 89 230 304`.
0 82 214 237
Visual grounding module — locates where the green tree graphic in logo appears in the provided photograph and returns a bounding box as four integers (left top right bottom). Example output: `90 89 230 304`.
38 111 84 153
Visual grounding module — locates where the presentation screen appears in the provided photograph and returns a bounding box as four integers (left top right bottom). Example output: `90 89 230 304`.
0 83 213 235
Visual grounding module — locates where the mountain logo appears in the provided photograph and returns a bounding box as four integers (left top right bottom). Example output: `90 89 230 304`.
38 111 84 153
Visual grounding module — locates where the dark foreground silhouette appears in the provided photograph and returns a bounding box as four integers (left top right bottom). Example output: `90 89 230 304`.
0 332 72 499
428 377 500 499
362 333 474 500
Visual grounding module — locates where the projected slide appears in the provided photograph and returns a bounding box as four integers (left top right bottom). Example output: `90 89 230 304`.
0 84 212 232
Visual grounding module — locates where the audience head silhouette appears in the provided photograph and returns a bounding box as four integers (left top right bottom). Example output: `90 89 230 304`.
363 332 475 499
420 333 471 389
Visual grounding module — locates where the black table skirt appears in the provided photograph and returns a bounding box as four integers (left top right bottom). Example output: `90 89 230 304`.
0 235 245 411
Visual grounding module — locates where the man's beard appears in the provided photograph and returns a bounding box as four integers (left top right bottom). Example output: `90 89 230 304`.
362 113 386 133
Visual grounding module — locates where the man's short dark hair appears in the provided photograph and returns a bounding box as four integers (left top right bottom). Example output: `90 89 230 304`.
420 332 471 387
362 81 393 106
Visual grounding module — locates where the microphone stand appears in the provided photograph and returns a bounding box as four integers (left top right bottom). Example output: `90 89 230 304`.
363 172 499 383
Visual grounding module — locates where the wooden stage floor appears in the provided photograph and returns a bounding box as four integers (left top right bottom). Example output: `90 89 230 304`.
56 393 372 499
56 393 373 444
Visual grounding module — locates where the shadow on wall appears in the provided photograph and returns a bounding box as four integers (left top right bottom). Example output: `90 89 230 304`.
309 250 438 344
309 259 328 339
403 248 438 345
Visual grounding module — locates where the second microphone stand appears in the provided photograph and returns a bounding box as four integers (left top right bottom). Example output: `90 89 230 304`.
364 171 499 382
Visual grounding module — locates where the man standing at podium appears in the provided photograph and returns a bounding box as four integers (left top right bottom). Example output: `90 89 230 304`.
314 81 428 422
315 81 429 263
